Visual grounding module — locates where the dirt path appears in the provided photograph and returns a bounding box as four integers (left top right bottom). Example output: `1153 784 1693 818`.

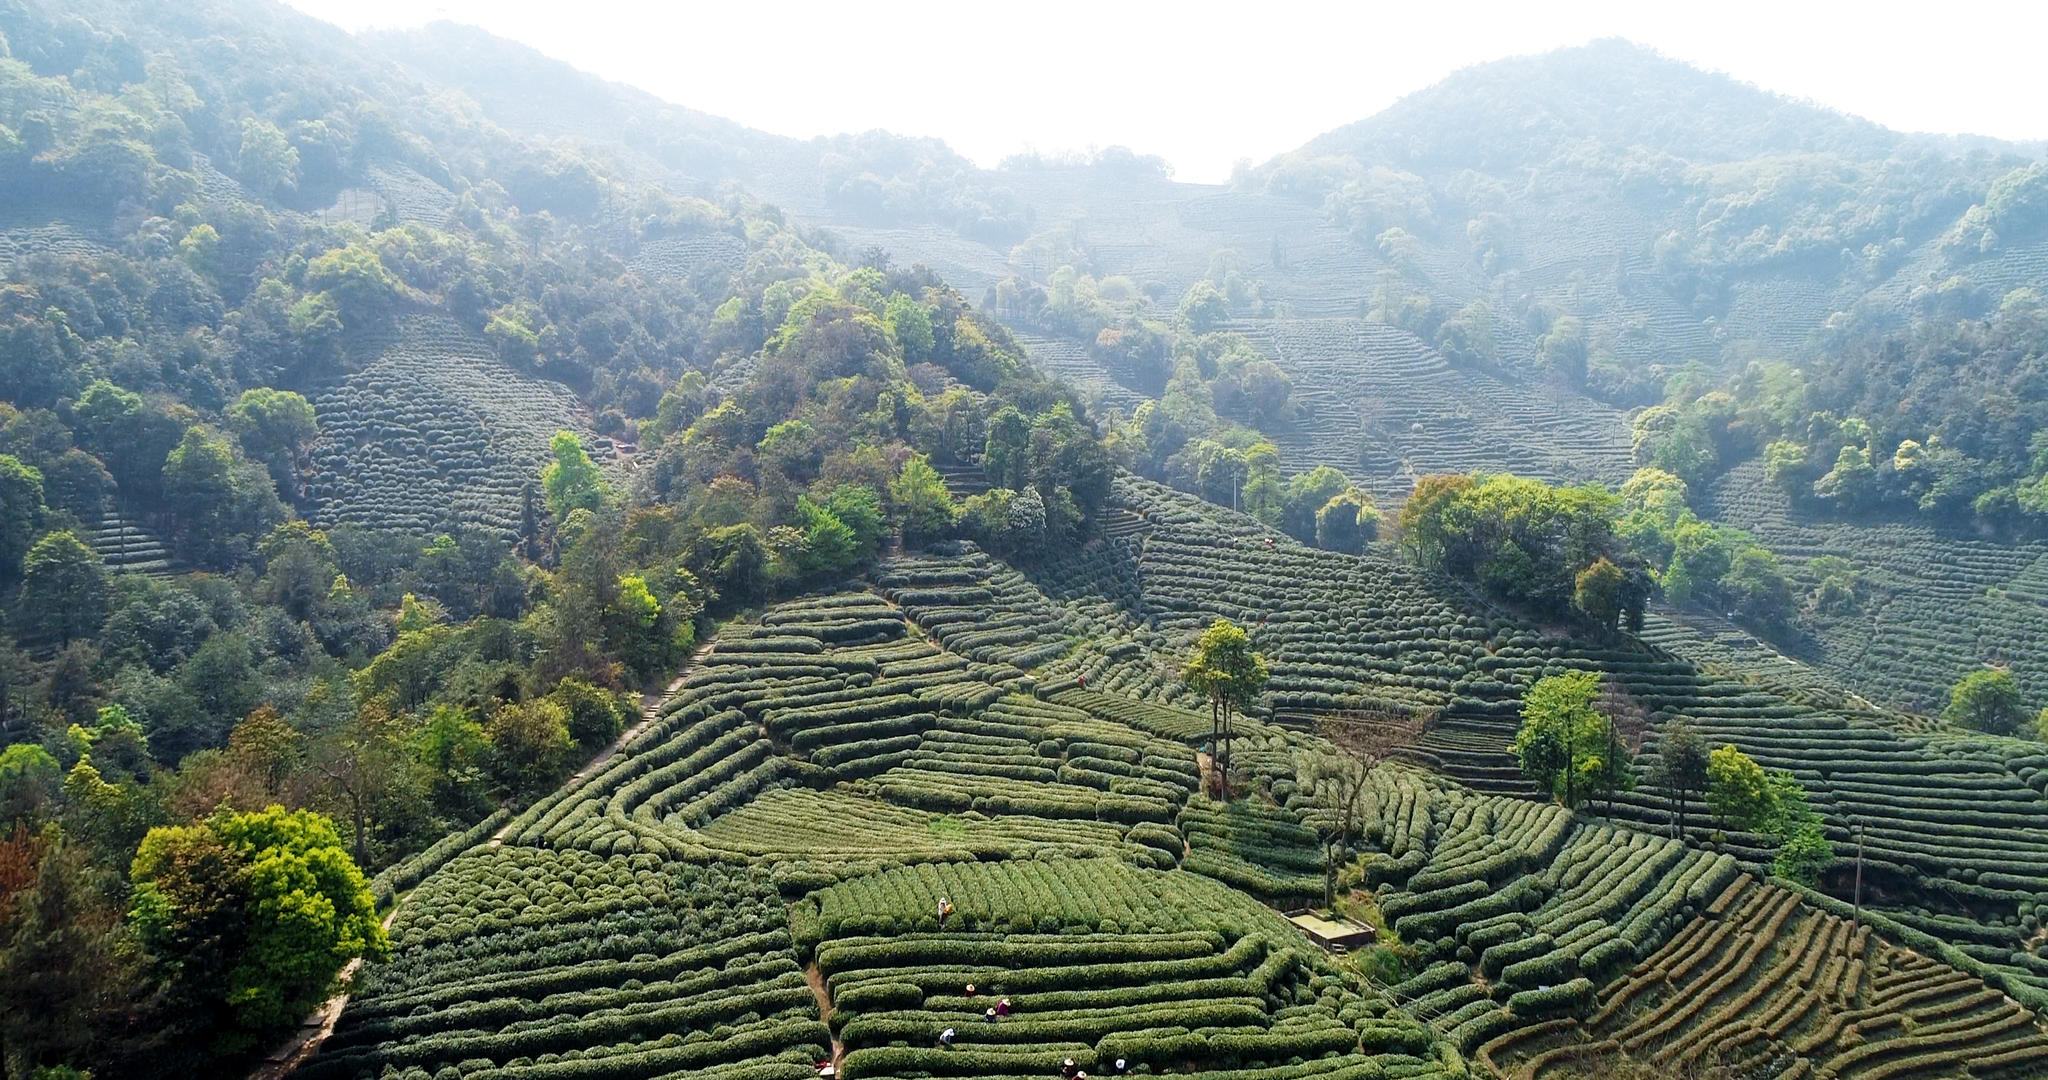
250 901 405 1080
488 635 717 848
806 963 845 1072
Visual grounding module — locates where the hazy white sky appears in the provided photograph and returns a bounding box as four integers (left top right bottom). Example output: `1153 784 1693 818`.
285 0 2048 183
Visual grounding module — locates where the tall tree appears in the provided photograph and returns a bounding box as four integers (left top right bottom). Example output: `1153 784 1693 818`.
129 805 385 1052
1313 704 1428 905
19 531 108 647
1183 618 1269 801
0 454 44 578
1513 670 1615 809
224 388 317 500
1706 744 1774 832
890 453 957 544
1941 668 2029 735
1650 719 1709 840
540 430 608 522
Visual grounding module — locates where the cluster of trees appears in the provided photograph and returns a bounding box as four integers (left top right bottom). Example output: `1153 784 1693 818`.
1518 685 1834 887
1702 741 1833 885
1633 292 2048 537
1398 468 1802 633
1512 671 1638 811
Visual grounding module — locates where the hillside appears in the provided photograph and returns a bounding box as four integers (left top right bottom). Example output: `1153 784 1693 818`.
301 481 2048 1079
6 4 2048 1080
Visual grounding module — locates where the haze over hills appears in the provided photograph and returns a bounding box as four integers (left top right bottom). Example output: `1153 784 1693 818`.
8 3 2048 1079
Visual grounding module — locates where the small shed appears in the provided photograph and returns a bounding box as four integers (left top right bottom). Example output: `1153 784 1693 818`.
1286 910 1377 952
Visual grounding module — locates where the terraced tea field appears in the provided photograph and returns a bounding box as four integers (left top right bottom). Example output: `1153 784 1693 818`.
302 315 618 537
1705 459 2048 712
303 473 2048 1080
1484 874 2048 1078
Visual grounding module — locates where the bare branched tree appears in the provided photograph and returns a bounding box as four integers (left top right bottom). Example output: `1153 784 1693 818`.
1311 702 1433 906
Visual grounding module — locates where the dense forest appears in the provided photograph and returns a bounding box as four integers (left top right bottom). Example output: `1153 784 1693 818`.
5 3 2048 1079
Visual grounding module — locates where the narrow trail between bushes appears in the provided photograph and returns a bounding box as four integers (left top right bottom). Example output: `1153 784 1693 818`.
250 901 405 1080
488 635 718 848
806 963 845 1073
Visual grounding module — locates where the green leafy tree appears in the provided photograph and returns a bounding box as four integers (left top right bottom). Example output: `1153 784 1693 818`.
793 496 860 575
19 531 108 647
129 805 385 1051
550 677 628 748
485 698 574 796
885 293 935 361
0 454 45 578
1706 744 1774 831
1941 668 2029 736
1650 719 1709 840
1573 556 1626 630
1177 280 1230 333
890 453 956 544
1182 618 1269 800
540 430 609 522
235 117 299 196
1314 489 1380 553
413 704 489 813
225 388 317 499
1768 772 1834 885
1281 466 1353 541
822 484 886 557
1513 671 1614 809
303 242 403 325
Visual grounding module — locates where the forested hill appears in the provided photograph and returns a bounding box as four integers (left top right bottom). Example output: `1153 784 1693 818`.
1304 38 1907 166
0 0 1111 1072
384 25 2048 718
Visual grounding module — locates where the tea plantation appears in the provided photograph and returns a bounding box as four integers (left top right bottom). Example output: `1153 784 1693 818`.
304 478 2048 1079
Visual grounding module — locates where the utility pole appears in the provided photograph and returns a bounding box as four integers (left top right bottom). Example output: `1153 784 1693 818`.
1851 822 1865 921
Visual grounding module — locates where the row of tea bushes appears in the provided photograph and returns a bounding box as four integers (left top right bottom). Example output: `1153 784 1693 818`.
301 848 827 1079
804 859 1443 1079
1483 874 2048 1078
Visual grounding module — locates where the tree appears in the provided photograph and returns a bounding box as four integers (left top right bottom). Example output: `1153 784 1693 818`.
235 117 299 196
1282 467 1353 542
1768 772 1833 885
1311 491 1379 554
1573 556 1626 631
1706 744 1774 832
1313 704 1428 905
1942 668 2029 736
303 242 403 325
0 454 44 578
225 388 317 500
225 706 302 799
793 496 860 575
162 425 284 567
885 293 935 361
1650 719 1709 840
1512 671 1614 809
1177 281 1230 333
550 678 627 748
1183 619 1269 801
822 484 886 557
540 430 609 522
891 453 957 544
1724 545 1795 628
19 532 108 647
129 805 385 1051
485 698 574 796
